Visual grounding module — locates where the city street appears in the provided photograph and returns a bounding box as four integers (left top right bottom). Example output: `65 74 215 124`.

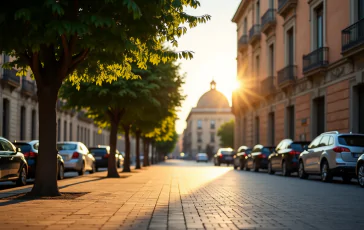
0 160 363 230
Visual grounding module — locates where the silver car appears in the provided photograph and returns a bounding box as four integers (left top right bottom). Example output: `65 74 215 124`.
298 131 364 182
57 142 96 175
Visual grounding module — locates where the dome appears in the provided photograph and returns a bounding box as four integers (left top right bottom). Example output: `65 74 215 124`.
196 81 230 108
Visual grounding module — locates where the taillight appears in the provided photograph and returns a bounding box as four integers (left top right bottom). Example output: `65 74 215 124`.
333 146 350 153
72 152 80 159
218 153 223 158
104 153 109 158
23 152 37 158
289 150 301 155
258 154 266 158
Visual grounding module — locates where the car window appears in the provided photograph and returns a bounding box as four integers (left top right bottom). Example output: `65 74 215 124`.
262 147 273 155
291 143 310 152
246 149 252 154
0 140 15 152
33 142 39 150
338 135 364 147
328 136 334 146
14 143 32 153
308 136 322 149
319 136 330 147
275 141 283 151
252 146 262 153
79 145 84 151
57 143 77 150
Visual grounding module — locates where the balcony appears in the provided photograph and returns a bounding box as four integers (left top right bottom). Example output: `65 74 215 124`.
261 9 277 35
21 78 36 98
1 69 20 89
278 0 297 18
342 18 364 56
303 47 329 76
249 24 261 45
278 65 297 89
238 35 248 53
260 76 276 97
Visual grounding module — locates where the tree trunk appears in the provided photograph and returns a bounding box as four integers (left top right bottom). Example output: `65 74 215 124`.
107 118 120 178
143 138 149 167
146 139 150 166
30 85 60 196
122 125 131 172
151 141 155 165
135 130 141 169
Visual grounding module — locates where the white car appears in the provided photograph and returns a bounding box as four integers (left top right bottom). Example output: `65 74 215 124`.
196 153 208 163
57 142 96 175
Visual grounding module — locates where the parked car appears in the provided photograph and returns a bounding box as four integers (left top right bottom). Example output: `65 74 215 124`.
246 145 275 172
268 139 310 176
213 148 234 166
0 137 28 186
298 131 364 182
356 154 364 188
233 146 252 170
13 140 65 180
196 153 208 162
89 145 124 171
57 142 95 175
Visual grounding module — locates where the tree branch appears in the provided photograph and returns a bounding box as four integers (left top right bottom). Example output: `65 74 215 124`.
66 48 90 76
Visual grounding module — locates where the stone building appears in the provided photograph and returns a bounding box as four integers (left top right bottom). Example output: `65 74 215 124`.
183 81 234 156
232 0 364 149
0 54 136 155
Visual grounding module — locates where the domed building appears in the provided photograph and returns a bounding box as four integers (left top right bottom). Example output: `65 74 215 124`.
183 81 234 158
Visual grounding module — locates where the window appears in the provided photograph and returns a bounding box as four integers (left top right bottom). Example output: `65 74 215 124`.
77 125 80 140
64 120 67 141
313 97 325 137
255 117 260 144
0 140 15 152
243 17 247 35
210 133 215 143
315 5 324 49
256 0 260 24
197 132 202 143
287 28 294 65
328 136 334 146
269 0 274 8
2 99 9 139
287 106 295 140
269 44 274 76
69 123 73 140
197 120 202 129
359 85 364 133
20 106 26 140
210 120 215 129
57 118 61 141
308 136 322 149
319 135 330 147
198 146 201 152
359 0 364 20
256 56 260 79
243 117 247 144
268 112 275 145
31 110 36 140
338 135 364 147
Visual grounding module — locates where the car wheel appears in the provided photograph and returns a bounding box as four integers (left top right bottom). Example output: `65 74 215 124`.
240 161 245 171
282 161 290 177
78 161 85 176
89 162 96 174
321 160 333 182
342 174 352 183
233 164 238 170
268 161 275 175
358 164 364 188
58 164 65 180
117 160 121 168
16 166 27 186
253 161 258 172
298 161 308 179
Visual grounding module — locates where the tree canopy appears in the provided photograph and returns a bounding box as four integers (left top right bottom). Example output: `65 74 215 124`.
217 120 234 148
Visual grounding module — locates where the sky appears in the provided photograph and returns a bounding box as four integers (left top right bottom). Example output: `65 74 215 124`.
175 0 241 134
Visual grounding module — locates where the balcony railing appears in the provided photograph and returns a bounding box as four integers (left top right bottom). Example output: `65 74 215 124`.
278 0 297 16
278 65 297 87
303 47 329 73
260 76 275 96
238 34 248 52
249 24 261 43
261 9 277 34
342 18 364 53
2 69 20 87
21 78 36 97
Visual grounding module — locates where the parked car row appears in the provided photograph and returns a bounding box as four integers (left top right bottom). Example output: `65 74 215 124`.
0 136 124 187
214 131 364 188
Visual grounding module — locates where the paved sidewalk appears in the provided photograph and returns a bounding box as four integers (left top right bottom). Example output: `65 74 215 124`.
1 160 364 230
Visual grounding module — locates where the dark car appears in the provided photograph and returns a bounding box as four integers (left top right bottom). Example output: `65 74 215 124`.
13 140 65 180
213 148 235 166
233 146 252 170
268 139 310 176
89 145 124 171
0 137 28 186
246 145 275 172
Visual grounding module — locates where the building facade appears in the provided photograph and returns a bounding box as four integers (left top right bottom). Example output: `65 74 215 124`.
232 0 364 150
183 81 234 156
0 54 136 154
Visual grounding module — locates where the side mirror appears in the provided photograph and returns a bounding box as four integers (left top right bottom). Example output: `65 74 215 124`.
17 147 22 153
304 145 308 151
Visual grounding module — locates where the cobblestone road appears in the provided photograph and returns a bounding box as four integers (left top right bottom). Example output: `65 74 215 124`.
0 160 364 230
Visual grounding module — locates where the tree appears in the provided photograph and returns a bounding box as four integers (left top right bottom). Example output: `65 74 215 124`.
0 1 210 196
217 120 234 148
205 144 214 160
60 58 184 173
